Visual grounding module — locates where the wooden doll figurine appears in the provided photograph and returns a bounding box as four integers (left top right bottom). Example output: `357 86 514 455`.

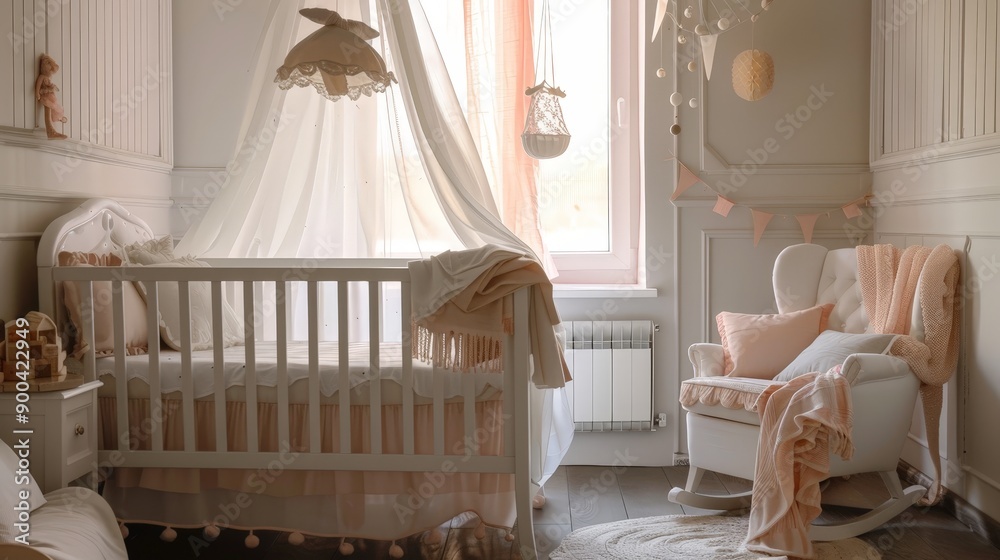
35 53 68 139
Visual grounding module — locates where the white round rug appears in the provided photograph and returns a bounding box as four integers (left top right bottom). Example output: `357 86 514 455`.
549 514 881 560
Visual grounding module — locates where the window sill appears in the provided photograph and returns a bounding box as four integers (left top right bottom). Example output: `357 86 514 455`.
552 285 657 299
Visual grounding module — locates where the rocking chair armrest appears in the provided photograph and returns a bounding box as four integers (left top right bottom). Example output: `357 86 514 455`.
689 343 726 377
841 353 913 386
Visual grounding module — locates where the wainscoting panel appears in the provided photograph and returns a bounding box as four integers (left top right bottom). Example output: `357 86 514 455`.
873 0 1000 166
0 0 170 164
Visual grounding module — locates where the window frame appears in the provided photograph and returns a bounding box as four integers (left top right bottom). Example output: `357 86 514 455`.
547 0 643 286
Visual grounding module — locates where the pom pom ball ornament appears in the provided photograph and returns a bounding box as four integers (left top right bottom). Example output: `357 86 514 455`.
687 61 698 72
717 17 730 30
694 23 709 35
203 525 221 541
732 49 775 101
656 67 666 78
288 532 306 545
683 6 694 18
670 123 682 135
677 34 688 44
339 538 355 555
389 542 405 558
689 98 699 108
160 527 177 542
245 532 260 549
669 92 683 107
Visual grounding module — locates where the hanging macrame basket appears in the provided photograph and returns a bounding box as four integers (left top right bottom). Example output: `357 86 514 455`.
521 0 570 159
521 83 571 159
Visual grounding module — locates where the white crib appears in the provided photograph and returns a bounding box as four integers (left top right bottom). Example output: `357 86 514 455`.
36 199 552 558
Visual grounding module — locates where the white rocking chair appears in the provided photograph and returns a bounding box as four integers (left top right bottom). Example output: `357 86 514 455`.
668 243 927 540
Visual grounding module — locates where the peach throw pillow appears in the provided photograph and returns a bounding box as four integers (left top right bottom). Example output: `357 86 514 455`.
59 251 149 359
716 304 834 379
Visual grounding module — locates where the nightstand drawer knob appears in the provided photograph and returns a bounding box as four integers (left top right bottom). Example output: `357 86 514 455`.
75 424 85 436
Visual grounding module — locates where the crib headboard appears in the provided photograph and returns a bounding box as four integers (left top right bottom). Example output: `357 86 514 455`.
37 198 155 321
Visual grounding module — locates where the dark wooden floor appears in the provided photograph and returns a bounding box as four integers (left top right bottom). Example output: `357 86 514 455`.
123 466 1000 559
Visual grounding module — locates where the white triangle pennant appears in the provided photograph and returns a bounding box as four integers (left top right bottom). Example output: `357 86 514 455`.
699 34 718 81
652 0 670 42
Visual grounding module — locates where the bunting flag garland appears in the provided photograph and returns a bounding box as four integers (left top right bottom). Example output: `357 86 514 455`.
712 195 735 217
671 162 703 200
841 201 862 219
699 35 718 81
751 209 773 247
667 158 872 246
795 213 820 244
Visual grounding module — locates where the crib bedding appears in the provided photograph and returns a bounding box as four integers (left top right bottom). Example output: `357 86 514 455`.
79 340 503 400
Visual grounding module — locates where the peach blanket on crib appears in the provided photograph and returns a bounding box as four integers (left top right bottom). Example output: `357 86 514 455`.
408 244 570 388
746 370 854 559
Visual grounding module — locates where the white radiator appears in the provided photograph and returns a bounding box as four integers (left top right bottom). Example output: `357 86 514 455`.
564 321 655 432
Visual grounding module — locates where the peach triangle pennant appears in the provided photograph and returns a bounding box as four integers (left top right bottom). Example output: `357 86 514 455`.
671 163 702 201
795 213 820 244
712 195 735 217
751 209 773 247
842 202 862 219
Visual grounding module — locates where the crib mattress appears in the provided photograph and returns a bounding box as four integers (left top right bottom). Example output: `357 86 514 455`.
76 341 503 401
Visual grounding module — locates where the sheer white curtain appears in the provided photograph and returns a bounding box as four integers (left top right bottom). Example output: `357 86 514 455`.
176 0 570 487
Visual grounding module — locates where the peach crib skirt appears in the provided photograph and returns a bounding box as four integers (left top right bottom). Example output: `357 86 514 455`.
98 394 517 540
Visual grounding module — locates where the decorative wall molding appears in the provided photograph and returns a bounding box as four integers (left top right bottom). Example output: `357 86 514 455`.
0 127 172 173
699 143 871 176
0 233 43 242
0 185 172 208
871 134 1000 171
870 186 1000 207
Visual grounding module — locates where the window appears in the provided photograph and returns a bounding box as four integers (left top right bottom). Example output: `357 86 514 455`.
426 0 643 285
537 0 642 284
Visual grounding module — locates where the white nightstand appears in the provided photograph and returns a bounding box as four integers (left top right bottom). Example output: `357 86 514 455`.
0 380 102 493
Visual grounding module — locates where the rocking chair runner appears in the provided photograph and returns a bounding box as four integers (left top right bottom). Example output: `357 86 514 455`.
670 243 949 542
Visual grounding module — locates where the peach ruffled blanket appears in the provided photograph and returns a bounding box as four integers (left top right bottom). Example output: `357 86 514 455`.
857 243 960 505
408 244 571 389
746 370 854 559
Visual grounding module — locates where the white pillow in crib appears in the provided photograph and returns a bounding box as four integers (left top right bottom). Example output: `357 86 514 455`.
0 438 46 543
133 257 245 351
123 235 176 265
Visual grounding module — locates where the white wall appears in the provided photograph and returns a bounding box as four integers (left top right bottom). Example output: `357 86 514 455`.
0 0 173 320
871 0 1000 523
559 0 873 466
170 0 274 239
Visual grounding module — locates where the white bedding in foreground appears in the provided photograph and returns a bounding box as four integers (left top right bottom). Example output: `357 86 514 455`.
17 487 127 560
74 341 504 399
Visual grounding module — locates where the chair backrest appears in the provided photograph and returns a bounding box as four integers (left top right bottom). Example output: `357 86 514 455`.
772 244 925 339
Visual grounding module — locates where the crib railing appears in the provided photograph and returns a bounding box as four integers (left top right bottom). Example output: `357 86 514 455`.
51 263 537 557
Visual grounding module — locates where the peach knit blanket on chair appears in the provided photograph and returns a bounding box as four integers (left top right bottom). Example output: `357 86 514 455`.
857 243 960 505
746 370 854 559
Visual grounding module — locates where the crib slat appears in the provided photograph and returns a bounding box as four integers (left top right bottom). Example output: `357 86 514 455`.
111 280 128 453
433 366 444 456
502 317 515 458
368 281 382 455
81 281 96 382
463 373 476 456
179 281 196 452
145 282 163 452
243 282 259 453
338 282 350 453
401 281 414 455
308 281 320 454
276 281 290 452
211 282 227 452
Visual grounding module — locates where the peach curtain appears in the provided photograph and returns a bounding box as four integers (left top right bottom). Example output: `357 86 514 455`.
463 0 551 271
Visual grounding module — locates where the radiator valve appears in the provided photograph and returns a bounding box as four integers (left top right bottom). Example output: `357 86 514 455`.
656 413 667 427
